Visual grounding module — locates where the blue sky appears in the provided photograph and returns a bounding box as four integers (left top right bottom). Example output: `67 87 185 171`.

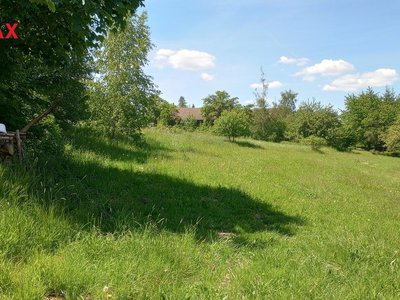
141 0 400 110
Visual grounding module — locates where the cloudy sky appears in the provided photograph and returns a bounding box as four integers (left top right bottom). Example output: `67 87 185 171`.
141 0 400 109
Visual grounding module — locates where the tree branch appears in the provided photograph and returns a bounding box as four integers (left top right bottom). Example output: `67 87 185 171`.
20 100 61 133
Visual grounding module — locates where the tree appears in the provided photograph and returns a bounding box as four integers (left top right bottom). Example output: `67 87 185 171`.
0 0 144 70
251 68 287 142
252 109 287 142
287 100 340 141
178 96 188 108
278 90 298 114
88 12 158 137
343 87 399 150
384 114 400 152
214 109 251 142
326 125 356 152
201 91 239 124
154 98 178 126
252 89 298 142
254 68 268 109
0 0 144 132
0 54 89 131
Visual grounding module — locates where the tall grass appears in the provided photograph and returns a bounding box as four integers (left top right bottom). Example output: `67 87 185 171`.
0 127 399 298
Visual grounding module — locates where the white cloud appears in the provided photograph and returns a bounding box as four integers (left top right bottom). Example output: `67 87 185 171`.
279 56 309 66
154 48 216 71
250 83 264 89
269 80 284 89
201 72 214 81
250 80 283 89
323 68 399 92
296 59 355 79
155 49 176 60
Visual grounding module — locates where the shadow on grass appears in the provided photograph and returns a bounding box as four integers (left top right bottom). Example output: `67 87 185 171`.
4 130 304 244
312 148 325 154
67 126 172 164
234 141 264 149
46 159 304 240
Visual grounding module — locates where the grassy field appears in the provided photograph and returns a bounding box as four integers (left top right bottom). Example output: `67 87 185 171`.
1 127 399 299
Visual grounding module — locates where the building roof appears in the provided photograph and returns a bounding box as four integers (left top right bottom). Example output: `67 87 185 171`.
177 108 203 121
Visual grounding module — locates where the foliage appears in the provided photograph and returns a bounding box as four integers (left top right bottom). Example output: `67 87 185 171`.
214 109 251 141
0 0 144 159
342 88 399 150
155 99 179 127
197 122 213 133
254 68 268 109
326 125 355 151
301 135 327 151
178 96 188 108
287 100 340 141
87 13 158 138
201 91 239 124
0 52 90 132
181 114 198 132
24 115 64 159
252 109 286 142
384 114 400 152
0 0 144 130
0 0 144 68
276 89 298 114
0 52 90 159
251 74 293 143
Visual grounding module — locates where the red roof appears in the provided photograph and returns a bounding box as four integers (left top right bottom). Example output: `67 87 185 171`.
177 108 203 121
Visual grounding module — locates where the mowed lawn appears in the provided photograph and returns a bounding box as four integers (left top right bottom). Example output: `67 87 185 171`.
1 127 399 299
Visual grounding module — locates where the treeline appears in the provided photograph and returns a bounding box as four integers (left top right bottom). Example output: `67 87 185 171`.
156 86 400 154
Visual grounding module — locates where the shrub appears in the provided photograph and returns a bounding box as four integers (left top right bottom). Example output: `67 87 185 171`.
301 135 327 151
327 126 355 151
25 115 64 159
197 122 212 133
182 115 198 132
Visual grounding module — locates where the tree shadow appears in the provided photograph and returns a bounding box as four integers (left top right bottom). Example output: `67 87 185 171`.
67 127 172 163
312 148 325 154
3 130 305 245
40 156 304 241
234 140 264 149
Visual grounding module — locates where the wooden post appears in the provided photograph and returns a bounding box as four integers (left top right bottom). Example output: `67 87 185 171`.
15 130 22 162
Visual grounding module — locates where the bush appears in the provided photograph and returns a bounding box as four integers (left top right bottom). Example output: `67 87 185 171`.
214 109 251 142
301 135 327 151
24 115 64 159
327 126 355 151
182 115 198 132
197 122 212 133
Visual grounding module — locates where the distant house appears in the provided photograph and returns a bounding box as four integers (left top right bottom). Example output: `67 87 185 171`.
177 108 204 124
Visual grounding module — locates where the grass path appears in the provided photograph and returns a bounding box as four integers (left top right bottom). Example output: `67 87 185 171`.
0 127 399 299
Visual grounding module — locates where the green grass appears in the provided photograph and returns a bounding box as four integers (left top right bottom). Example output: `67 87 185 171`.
1 126 399 299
